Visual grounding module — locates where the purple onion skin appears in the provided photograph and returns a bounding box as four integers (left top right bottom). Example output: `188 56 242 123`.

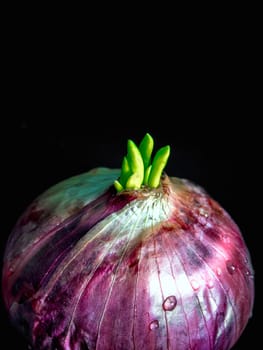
2 168 254 350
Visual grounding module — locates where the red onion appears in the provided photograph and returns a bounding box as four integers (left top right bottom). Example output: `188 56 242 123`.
2 134 254 349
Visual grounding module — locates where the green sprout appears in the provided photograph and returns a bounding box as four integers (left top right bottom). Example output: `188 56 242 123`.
114 133 170 192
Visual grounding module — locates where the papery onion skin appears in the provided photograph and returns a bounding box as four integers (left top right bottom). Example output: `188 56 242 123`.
2 167 254 350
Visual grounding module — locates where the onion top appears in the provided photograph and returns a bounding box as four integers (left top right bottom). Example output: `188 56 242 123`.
114 133 170 191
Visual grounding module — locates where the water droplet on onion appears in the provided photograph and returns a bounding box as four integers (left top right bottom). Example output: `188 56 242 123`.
226 260 237 275
199 207 209 217
223 234 231 243
207 279 214 289
7 266 14 277
245 269 254 279
197 207 209 225
216 267 222 276
162 295 177 311
190 279 200 291
149 320 159 330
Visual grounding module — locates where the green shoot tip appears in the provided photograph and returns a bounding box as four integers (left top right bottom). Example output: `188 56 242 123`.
115 133 170 192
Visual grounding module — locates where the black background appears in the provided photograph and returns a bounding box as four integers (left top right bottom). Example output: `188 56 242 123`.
1 14 260 349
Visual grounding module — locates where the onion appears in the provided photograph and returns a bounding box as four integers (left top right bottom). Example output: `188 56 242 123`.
2 133 254 350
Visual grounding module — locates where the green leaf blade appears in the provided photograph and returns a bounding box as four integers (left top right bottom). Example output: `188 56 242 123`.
139 133 154 170
148 145 170 188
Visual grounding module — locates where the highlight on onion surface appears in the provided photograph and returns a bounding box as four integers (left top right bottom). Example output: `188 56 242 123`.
2 133 254 350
